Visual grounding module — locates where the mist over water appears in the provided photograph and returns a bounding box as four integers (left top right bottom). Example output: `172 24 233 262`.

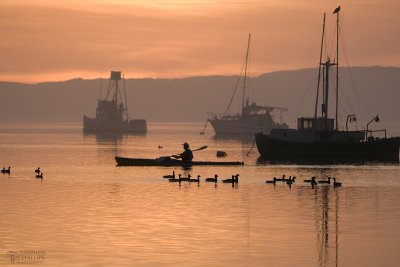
1 122 400 266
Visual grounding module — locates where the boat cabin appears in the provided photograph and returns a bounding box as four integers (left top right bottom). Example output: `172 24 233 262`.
242 103 276 117
270 116 365 143
297 117 334 132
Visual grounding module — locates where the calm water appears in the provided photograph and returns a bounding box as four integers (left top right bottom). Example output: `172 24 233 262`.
1 122 400 266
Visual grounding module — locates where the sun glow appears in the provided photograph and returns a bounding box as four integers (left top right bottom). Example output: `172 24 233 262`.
0 0 399 83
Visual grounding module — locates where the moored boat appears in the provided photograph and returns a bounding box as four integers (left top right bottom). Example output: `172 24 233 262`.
206 34 288 136
83 71 147 134
115 156 244 167
255 7 400 163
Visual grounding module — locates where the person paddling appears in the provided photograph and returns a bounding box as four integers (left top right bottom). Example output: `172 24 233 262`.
172 142 193 164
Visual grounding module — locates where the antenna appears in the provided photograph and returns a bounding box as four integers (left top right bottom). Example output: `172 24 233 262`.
335 7 340 130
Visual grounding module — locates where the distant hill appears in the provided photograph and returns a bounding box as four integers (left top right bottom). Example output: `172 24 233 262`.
0 66 399 134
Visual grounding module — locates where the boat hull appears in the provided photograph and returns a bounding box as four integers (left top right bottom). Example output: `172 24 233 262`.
115 156 244 166
255 133 400 163
83 116 147 134
209 119 286 135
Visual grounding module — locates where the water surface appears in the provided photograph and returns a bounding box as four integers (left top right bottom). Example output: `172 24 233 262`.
1 122 400 266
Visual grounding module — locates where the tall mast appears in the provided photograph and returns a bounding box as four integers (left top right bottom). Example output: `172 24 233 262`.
242 33 251 111
323 60 332 120
334 7 340 130
315 13 326 118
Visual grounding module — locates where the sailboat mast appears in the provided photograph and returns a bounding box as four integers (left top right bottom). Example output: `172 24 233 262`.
335 8 340 130
242 33 251 111
315 13 326 119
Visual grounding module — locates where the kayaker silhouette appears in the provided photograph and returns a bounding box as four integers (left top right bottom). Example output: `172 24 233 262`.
172 142 193 163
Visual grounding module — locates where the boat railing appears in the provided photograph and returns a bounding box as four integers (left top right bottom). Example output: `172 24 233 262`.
207 112 240 120
365 129 387 141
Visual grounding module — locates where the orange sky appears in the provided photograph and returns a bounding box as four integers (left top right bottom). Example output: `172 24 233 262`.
0 0 399 83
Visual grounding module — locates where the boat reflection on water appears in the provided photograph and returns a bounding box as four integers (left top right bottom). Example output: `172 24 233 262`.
82 132 127 161
212 134 255 144
314 184 340 267
83 132 126 143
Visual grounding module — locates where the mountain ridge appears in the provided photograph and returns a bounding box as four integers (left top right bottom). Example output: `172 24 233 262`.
1 66 399 135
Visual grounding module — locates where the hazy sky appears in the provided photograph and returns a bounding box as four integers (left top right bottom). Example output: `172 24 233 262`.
0 0 399 83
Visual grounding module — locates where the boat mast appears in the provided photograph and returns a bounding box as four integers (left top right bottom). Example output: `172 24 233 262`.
334 6 340 130
315 13 326 119
321 60 333 120
242 33 251 111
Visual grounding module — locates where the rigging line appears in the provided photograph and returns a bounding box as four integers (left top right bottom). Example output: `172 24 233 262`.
200 120 208 135
339 18 376 116
246 137 257 156
289 29 321 112
326 26 336 60
337 78 356 116
123 74 129 120
98 77 103 100
118 83 124 111
315 13 326 118
338 99 350 130
225 65 244 114
105 78 112 100
287 16 323 115
224 39 248 114
242 33 251 109
289 75 318 118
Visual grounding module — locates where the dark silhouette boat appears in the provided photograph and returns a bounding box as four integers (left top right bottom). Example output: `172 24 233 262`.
115 156 244 167
207 34 288 136
83 71 147 134
255 8 400 163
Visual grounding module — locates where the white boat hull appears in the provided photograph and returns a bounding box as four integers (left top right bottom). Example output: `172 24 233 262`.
209 119 285 135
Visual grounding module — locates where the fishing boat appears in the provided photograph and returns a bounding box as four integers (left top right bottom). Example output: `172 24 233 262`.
115 156 244 167
206 34 288 136
255 7 400 162
83 71 147 134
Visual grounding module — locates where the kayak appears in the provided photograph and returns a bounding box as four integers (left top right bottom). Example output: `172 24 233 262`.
115 156 244 166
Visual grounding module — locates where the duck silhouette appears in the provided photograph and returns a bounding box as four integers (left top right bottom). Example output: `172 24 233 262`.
318 177 331 184
179 174 191 181
1 166 11 174
36 172 43 179
168 174 181 182
205 174 218 183
222 175 235 183
266 177 277 184
35 167 41 174
286 176 296 185
163 171 175 179
189 175 200 183
275 175 286 182
333 177 342 188
304 176 317 183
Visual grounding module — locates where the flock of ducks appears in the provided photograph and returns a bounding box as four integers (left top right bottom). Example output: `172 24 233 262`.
35 167 44 179
1 166 11 174
163 171 343 188
3 167 342 188
265 175 342 188
163 171 239 186
1 166 43 179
